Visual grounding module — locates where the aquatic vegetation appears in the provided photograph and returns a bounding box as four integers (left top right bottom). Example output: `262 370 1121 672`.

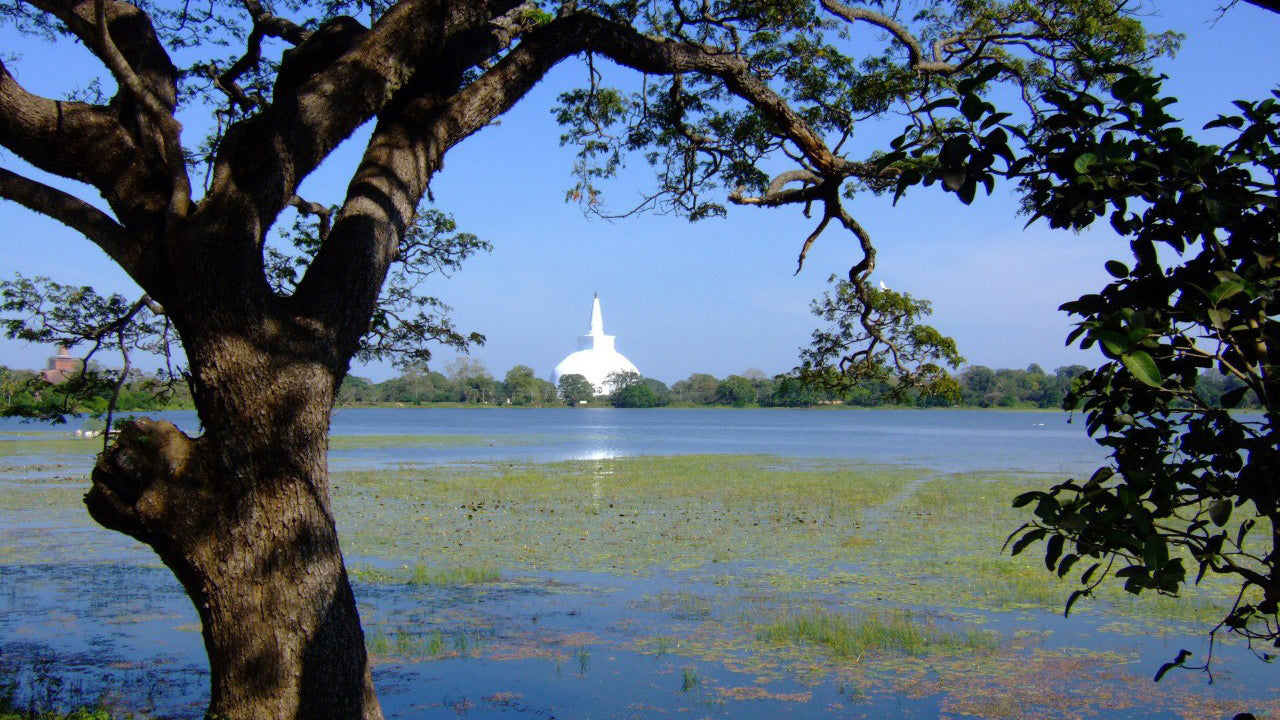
680 667 700 692
329 434 508 450
755 609 997 658
332 455 919 575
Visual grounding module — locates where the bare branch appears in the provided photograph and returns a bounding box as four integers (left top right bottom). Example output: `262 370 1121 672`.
289 195 333 240
0 167 143 276
820 0 960 74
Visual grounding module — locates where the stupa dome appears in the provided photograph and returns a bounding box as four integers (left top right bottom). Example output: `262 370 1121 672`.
552 294 640 395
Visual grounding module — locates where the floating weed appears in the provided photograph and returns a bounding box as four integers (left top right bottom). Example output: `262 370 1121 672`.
409 564 499 586
756 609 997 659
332 455 921 576
680 667 700 692
643 591 713 620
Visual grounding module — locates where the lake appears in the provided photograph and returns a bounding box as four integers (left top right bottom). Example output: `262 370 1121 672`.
1 408 1273 719
2 406 1107 473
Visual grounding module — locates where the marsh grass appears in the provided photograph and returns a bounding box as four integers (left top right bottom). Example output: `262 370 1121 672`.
756 609 997 658
365 628 474 660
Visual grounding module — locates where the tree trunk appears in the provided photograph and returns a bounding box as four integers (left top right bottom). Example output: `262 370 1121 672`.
83 328 382 720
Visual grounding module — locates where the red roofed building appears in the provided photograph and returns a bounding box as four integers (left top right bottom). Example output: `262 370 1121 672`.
41 346 80 384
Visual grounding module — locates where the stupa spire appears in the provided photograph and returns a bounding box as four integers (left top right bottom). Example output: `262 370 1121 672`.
589 292 604 336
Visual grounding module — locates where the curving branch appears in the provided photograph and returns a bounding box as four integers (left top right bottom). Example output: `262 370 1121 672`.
26 0 179 109
0 168 138 270
92 0 173 120
213 0 314 112
289 195 333 241
820 0 964 74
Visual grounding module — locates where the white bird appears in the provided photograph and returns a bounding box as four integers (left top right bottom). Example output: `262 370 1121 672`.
878 281 888 290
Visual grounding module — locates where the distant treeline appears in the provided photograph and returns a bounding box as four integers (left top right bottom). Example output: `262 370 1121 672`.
1 358 1258 416
337 361 1260 410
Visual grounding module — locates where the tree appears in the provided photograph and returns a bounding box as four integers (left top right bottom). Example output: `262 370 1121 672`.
996 76 1280 669
801 276 963 403
557 372 594 405
613 380 659 407
875 30 1280 664
714 374 757 407
501 363 539 404
447 356 495 403
0 1 1174 716
671 372 719 404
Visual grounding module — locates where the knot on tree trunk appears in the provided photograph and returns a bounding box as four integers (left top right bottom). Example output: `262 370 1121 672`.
85 417 204 546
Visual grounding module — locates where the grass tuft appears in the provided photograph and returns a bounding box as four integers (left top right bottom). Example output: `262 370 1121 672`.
756 609 997 658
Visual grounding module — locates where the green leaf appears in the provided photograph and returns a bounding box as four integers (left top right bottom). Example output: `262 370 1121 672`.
1073 153 1097 174
1096 330 1132 356
1121 350 1162 387
1104 260 1129 278
961 93 987 122
1012 491 1042 508
1142 536 1169 571
1064 588 1089 617
1208 280 1244 305
1209 499 1232 527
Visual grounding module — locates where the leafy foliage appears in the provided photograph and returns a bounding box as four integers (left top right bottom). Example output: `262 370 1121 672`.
799 275 963 403
557 373 595 405
1003 76 1280 661
893 62 1280 661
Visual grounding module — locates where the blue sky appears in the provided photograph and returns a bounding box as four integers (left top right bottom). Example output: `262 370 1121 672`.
2 2 1277 384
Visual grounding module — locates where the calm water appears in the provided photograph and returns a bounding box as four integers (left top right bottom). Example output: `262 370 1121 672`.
1 407 1108 475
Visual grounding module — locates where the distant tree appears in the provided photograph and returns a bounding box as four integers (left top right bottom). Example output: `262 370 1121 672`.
336 376 377 405
671 373 719 404
613 381 661 408
959 366 997 406
640 377 671 406
557 374 594 406
501 364 539 405
447 357 495 404
715 375 757 407
765 373 823 407
604 370 643 397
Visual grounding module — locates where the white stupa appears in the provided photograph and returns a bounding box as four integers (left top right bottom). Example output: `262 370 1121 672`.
552 293 640 395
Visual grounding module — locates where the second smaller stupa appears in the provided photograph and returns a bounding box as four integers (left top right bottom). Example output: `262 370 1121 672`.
552 293 640 395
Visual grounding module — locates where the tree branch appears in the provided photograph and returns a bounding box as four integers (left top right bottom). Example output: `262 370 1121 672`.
820 0 962 74
0 168 139 271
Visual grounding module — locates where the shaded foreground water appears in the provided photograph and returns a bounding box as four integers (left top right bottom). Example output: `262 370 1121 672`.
1 409 1276 718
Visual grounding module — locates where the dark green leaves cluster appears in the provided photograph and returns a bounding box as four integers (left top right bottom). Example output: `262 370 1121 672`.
998 74 1280 653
